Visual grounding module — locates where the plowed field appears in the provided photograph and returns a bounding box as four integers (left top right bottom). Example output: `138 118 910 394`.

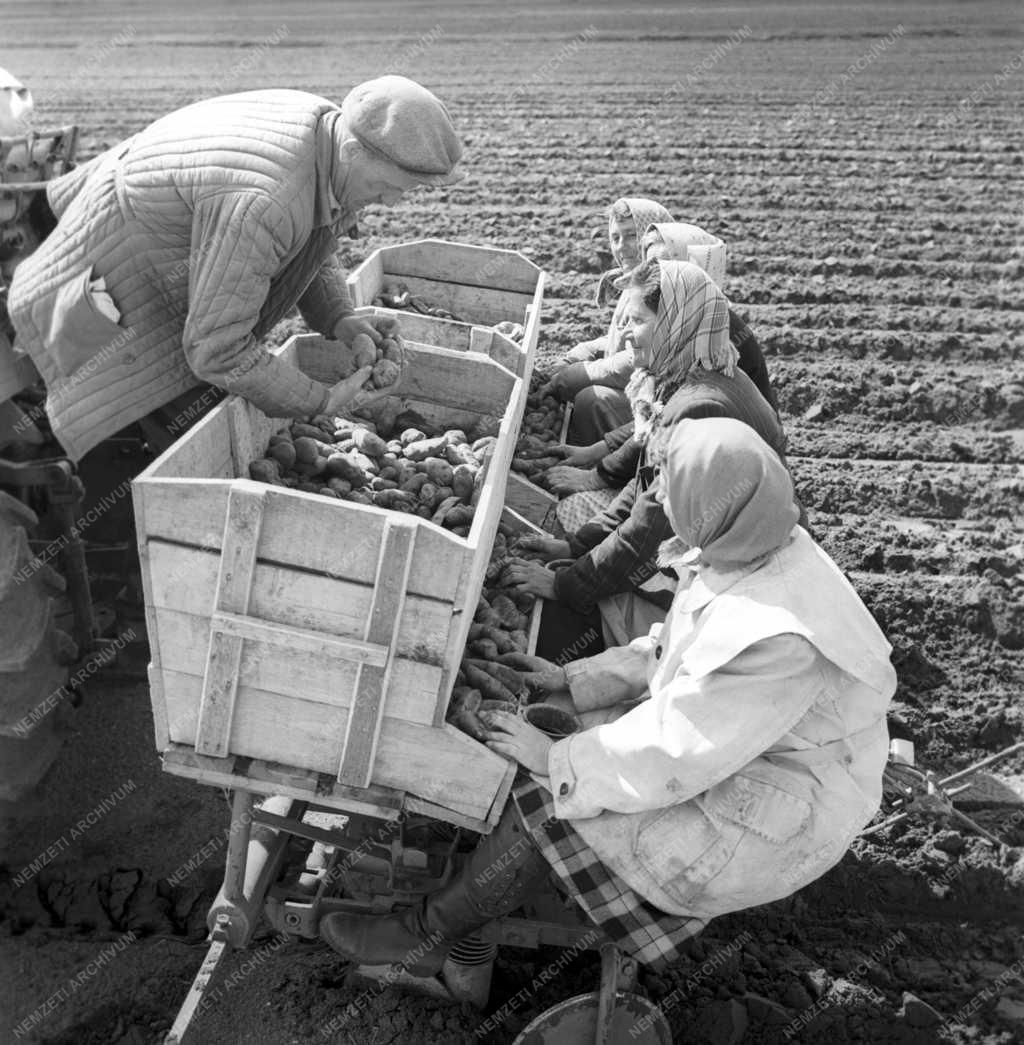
1 2 1022 1043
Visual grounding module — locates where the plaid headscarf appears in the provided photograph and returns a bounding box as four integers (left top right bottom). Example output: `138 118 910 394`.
624 259 738 441
595 196 674 306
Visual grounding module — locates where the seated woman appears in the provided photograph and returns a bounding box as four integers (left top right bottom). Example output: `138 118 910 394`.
548 222 777 511
319 418 896 976
509 258 789 650
543 196 673 441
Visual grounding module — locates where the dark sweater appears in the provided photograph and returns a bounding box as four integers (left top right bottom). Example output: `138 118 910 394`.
554 369 788 614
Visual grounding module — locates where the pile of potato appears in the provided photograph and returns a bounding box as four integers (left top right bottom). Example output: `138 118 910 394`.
510 372 566 488
447 526 553 741
247 418 491 532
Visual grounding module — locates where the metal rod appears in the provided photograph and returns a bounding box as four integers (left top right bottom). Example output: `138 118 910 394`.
164 920 230 1045
223 791 254 903
940 742 1024 787
595 943 620 1045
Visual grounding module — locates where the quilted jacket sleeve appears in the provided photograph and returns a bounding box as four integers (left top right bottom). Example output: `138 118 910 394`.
297 254 355 336
182 190 331 417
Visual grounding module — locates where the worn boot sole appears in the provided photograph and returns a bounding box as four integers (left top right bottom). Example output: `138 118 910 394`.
319 912 449 976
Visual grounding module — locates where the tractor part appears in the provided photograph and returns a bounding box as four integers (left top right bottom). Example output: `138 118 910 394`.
511 945 670 1045
441 935 498 1008
860 744 1024 843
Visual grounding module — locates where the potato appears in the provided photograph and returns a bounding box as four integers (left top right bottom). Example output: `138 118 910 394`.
443 505 475 529
472 436 497 454
443 429 468 446
451 464 476 503
370 358 401 389
295 457 327 478
327 478 352 495
268 433 292 447
418 481 439 506
401 472 429 495
431 495 463 525
449 686 482 715
381 337 402 363
491 594 522 629
470 639 500 661
353 428 388 459
372 489 415 510
400 428 427 446
350 451 379 475
324 454 367 485
352 333 377 369
248 459 282 485
474 598 492 624
414 504 434 519
445 443 478 468
293 437 321 465
291 422 326 441
404 436 448 461
318 487 339 498
370 476 399 491
386 439 404 455
345 489 374 505
509 629 529 652
267 441 296 469
422 457 453 486
297 480 320 493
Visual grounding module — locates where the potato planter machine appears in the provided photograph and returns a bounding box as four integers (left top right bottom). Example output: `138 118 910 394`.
138 242 671 1044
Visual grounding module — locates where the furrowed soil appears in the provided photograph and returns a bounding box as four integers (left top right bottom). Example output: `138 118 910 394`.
1 2 1022 1043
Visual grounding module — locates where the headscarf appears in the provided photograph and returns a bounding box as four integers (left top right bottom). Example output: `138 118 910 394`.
657 417 895 696
595 196 673 306
658 417 799 571
623 260 738 441
0 67 33 135
642 222 727 289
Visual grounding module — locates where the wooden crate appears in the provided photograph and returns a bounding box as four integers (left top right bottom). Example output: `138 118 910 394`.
134 321 540 833
347 239 544 379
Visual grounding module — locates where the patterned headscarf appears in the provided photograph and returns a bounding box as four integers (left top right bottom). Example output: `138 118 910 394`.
623 260 738 441
660 417 799 571
595 196 674 306
642 222 727 289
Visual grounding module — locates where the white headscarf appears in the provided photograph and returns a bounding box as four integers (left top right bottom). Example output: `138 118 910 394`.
595 196 674 306
0 68 32 135
642 222 727 289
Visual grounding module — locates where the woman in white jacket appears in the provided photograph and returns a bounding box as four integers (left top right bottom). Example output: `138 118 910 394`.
320 417 896 973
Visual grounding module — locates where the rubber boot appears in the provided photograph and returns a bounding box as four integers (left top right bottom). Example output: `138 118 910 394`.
320 804 549 975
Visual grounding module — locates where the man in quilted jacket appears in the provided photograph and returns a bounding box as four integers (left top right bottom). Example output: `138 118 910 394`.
7 76 464 460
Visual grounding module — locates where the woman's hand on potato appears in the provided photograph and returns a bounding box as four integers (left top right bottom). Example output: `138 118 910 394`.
551 442 607 468
514 534 571 562
546 465 604 495
504 557 558 600
480 710 553 774
333 315 382 348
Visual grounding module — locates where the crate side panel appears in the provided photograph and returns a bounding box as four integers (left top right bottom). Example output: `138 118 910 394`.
139 483 464 603
156 610 443 735
387 274 534 329
147 541 454 665
142 404 234 480
377 240 542 295
162 673 507 822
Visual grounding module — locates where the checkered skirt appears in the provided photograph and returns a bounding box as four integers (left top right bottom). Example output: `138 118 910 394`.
512 779 703 970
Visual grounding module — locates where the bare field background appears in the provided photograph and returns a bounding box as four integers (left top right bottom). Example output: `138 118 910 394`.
1 2 1023 1043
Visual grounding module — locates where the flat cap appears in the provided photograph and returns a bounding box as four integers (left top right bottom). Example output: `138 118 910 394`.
341 75 463 185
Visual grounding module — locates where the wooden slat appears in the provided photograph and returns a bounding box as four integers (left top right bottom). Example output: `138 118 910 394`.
195 482 266 757
139 404 234 480
137 481 464 602
211 611 388 668
346 249 385 309
338 518 417 787
386 273 533 328
505 472 559 529
485 327 528 378
161 675 510 821
381 240 542 293
147 541 452 670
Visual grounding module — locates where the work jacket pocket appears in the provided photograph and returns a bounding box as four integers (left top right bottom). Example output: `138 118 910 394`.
633 803 734 908
38 267 128 379
704 768 812 845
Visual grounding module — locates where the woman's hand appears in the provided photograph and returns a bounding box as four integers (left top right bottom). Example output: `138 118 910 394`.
333 315 382 348
481 710 553 774
551 442 607 468
546 465 607 495
504 557 558 600
514 535 571 562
